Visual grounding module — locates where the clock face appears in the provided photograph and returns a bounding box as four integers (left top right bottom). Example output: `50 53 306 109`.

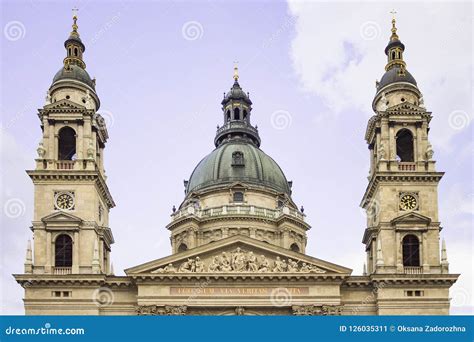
400 194 417 211
55 192 74 210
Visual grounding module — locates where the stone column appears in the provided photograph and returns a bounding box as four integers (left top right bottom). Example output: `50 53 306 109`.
73 231 80 273
45 232 52 273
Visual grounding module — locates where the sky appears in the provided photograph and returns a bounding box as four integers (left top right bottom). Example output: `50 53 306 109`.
0 0 472 315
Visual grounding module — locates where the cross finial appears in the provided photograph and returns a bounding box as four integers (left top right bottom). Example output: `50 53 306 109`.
390 9 397 20
233 61 239 81
72 7 79 19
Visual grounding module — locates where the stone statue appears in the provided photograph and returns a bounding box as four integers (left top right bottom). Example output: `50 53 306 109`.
36 142 46 158
45 91 52 105
378 143 386 160
425 143 434 160
220 253 232 272
163 263 176 273
258 255 270 272
194 257 205 273
179 259 192 272
287 259 299 272
300 263 311 273
87 142 95 160
273 256 284 272
85 89 92 107
232 247 245 271
246 252 258 272
379 92 388 111
208 256 220 272
419 95 426 109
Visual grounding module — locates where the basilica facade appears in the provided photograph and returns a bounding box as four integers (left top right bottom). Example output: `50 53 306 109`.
14 14 459 315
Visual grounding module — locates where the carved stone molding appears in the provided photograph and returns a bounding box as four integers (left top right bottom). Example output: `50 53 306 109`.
151 247 326 274
136 305 187 316
292 305 343 316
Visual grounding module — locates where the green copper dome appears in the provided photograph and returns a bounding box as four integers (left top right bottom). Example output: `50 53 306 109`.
186 141 291 195
52 65 95 88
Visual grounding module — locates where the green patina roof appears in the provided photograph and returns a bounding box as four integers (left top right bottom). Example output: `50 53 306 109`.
52 64 95 88
187 141 291 195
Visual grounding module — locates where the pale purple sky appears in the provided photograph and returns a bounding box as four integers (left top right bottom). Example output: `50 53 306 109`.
1 0 472 314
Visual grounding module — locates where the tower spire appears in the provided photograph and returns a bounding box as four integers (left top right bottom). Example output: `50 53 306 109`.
215 65 260 147
63 8 86 69
384 10 406 73
233 61 239 82
389 9 399 42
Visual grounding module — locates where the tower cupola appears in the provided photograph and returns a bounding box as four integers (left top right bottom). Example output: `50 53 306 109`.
215 65 261 147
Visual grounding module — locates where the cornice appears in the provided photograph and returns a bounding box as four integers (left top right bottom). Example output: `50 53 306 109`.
361 172 444 208
27 169 115 208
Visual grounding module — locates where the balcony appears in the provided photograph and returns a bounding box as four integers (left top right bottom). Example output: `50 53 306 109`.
53 267 72 275
56 160 76 170
171 204 305 222
404 266 422 275
398 162 416 171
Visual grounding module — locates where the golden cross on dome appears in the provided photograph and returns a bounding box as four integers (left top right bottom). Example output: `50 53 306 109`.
233 61 239 81
390 9 397 20
72 7 79 19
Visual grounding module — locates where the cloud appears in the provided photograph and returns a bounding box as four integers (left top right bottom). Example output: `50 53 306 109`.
287 1 472 149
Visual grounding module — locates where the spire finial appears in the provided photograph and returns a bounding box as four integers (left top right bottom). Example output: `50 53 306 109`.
71 7 79 36
389 9 399 41
233 61 239 81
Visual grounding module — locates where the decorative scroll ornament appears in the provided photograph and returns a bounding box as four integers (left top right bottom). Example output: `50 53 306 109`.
292 305 343 316
151 248 326 274
136 305 187 316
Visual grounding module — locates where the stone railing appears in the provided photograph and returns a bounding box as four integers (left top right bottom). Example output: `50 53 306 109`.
404 266 422 275
398 162 416 171
56 160 76 170
216 121 259 136
172 204 305 222
53 267 72 275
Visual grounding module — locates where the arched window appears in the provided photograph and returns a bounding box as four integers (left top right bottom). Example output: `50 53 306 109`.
233 191 244 202
290 243 300 253
58 127 76 160
402 235 420 267
226 110 231 122
68 47 72 56
391 51 396 60
396 129 414 162
178 243 188 252
55 234 73 267
74 47 78 56
243 110 248 120
234 108 240 120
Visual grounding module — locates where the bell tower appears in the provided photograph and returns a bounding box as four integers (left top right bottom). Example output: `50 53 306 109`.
361 16 449 276
25 13 115 276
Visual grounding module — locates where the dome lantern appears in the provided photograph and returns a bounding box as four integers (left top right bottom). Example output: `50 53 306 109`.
215 65 261 147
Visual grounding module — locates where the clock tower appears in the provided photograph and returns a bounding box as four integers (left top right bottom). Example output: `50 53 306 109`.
25 13 115 277
361 16 449 276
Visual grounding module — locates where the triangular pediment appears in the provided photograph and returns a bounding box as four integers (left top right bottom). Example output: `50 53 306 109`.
391 212 431 226
43 99 86 111
125 235 352 275
386 102 427 114
41 211 83 223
